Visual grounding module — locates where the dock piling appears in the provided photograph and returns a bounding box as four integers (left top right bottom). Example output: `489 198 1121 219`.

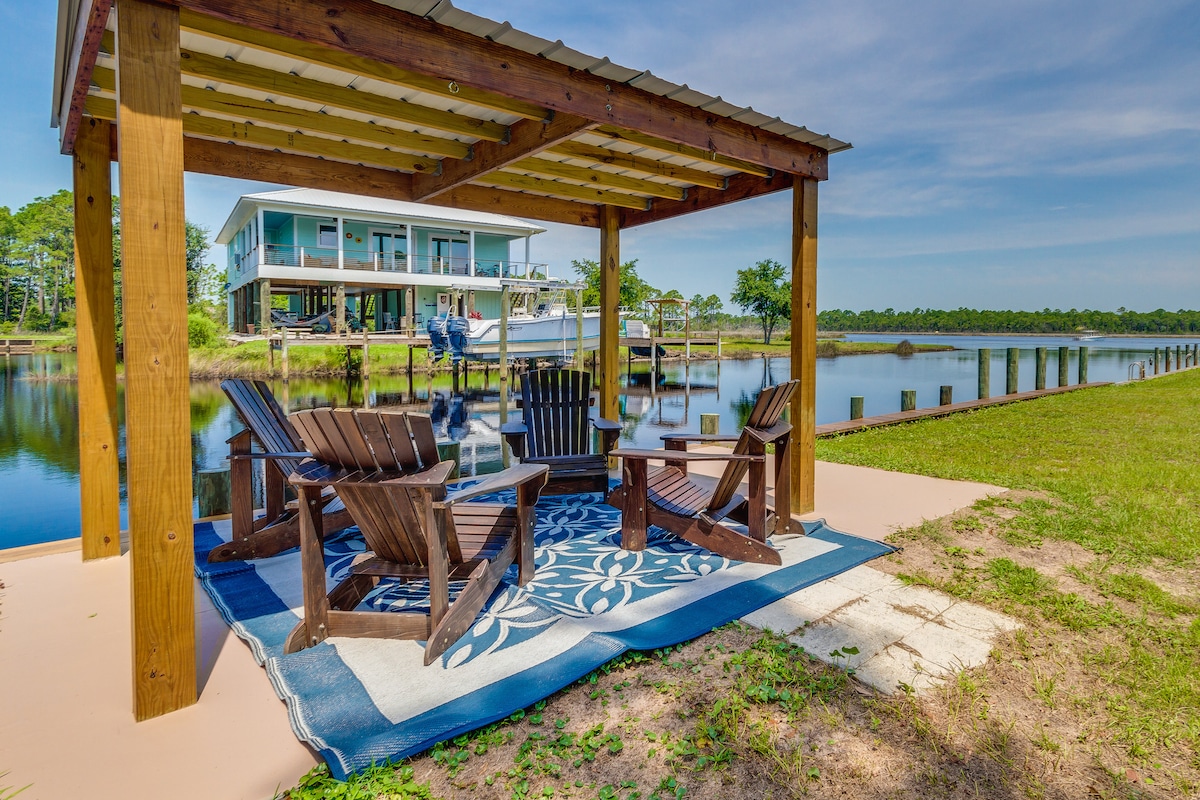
850 396 864 420
1058 347 1069 387
940 385 953 406
901 389 916 412
978 349 991 399
1006 348 1019 394
700 413 720 435
1035 347 1047 390
281 327 289 381
1078 346 1089 383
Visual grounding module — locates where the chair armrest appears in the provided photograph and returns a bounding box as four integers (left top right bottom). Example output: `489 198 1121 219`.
660 433 740 443
499 421 528 460
592 416 621 456
611 448 764 463
436 463 549 508
745 420 792 444
228 451 311 461
386 460 458 488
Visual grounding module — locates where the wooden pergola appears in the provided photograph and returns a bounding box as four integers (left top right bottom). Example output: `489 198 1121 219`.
54 0 849 719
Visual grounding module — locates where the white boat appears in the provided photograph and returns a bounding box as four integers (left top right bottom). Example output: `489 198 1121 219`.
1075 330 1103 341
463 295 602 361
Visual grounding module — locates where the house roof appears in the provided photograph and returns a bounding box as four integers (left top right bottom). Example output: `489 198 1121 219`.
215 187 547 244
54 1 848 229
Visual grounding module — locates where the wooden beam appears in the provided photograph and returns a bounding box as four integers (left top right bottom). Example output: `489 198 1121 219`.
86 96 439 173
620 172 788 228
175 0 830 178
182 114 441 173
73 117 120 561
179 137 601 227
116 0 196 720
599 206 621 423
512 157 686 201
789 177 818 514
92 66 472 159
58 0 113 155
411 113 595 201
427 184 600 228
481 171 648 211
549 140 729 189
181 136 415 199
178 7 549 122
178 47 508 142
593 126 773 178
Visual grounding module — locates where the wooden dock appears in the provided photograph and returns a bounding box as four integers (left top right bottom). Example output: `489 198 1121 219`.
815 382 1112 438
2 338 36 354
619 336 721 358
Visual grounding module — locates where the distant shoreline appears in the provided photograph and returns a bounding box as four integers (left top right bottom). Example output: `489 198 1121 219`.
826 331 1200 339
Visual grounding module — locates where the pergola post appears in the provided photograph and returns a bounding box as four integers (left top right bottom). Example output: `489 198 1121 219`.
116 0 196 720
599 205 620 423
789 177 818 515
73 117 120 561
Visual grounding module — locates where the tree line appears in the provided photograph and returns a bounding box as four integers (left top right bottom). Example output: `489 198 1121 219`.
0 190 217 335
818 307 1200 335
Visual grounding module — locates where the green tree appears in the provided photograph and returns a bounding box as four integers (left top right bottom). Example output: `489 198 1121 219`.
731 259 791 344
12 190 75 331
0 206 16 326
571 258 657 319
689 293 723 326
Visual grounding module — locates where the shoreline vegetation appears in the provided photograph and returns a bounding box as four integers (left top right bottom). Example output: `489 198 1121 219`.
12 334 955 380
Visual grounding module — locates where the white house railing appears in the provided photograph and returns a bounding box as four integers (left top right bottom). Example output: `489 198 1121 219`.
239 244 544 279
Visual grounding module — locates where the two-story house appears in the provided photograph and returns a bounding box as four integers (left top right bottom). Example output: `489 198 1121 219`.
218 188 548 334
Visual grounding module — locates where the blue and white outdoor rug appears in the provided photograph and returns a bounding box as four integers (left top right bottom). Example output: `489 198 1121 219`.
194 487 895 779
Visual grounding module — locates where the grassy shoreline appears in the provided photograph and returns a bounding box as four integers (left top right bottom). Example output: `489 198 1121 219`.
16 336 948 379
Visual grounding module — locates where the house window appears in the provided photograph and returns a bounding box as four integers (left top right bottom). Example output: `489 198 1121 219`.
319 224 337 248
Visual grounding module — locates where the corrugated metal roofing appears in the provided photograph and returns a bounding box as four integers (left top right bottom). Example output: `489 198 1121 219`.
216 188 548 243
62 0 850 226
372 0 851 153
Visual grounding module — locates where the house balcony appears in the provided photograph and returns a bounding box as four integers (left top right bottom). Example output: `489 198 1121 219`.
231 244 546 285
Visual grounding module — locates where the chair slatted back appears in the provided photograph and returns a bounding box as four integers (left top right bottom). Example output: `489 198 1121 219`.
706 381 800 514
290 408 446 566
521 369 592 458
221 379 308 478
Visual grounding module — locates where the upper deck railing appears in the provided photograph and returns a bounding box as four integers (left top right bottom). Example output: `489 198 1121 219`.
231 244 545 280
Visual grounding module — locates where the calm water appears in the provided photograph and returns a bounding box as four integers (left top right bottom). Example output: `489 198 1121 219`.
1 334 1192 548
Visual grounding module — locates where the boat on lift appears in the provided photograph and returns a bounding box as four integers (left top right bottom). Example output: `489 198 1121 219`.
459 281 602 362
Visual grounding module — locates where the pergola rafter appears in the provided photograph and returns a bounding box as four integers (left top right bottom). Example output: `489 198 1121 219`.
53 0 848 721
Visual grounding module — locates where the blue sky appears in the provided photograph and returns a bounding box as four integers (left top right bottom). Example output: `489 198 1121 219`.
3 1 1197 312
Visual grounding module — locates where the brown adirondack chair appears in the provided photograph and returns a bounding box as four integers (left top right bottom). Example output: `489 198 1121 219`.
286 407 549 664
209 379 353 562
607 381 800 565
500 369 621 495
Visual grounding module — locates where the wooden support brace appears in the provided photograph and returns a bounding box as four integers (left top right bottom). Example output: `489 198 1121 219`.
117 0 196 719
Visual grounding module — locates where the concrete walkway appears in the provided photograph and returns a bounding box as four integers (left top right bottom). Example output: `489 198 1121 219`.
692 456 1021 695
0 460 1010 799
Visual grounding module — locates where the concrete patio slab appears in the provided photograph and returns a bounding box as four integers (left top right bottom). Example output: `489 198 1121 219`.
0 549 318 800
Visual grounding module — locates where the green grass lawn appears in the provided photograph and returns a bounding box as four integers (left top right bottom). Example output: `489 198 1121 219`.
817 370 1200 563
818 369 1200 788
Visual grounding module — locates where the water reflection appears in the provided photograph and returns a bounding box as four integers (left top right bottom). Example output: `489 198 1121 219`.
2 334 1195 548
